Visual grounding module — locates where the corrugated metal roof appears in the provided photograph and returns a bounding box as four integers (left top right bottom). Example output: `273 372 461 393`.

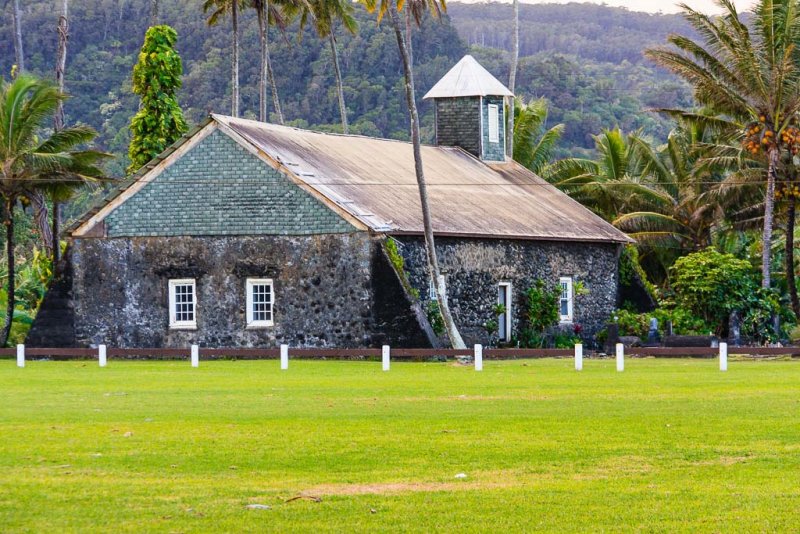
215 115 631 243
423 55 514 99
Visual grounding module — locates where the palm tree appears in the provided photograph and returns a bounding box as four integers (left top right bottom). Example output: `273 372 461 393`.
546 129 665 222
10 0 24 73
0 75 108 346
511 97 564 176
251 0 286 124
203 0 241 117
645 0 800 288
52 0 69 264
362 0 465 349
284 0 357 133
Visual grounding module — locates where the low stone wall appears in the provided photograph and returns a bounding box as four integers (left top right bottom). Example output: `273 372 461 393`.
394 236 621 346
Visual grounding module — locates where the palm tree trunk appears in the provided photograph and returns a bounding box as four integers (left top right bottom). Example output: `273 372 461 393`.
231 0 240 117
151 0 159 26
762 148 778 288
329 32 348 134
257 0 283 124
786 193 799 317
30 192 53 255
53 0 68 265
388 0 465 349
2 199 16 347
508 0 519 158
11 0 25 73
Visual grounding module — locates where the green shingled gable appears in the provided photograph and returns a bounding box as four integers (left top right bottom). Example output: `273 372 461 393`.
105 129 355 237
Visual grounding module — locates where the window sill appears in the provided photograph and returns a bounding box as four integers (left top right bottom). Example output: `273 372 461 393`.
169 324 197 330
559 319 574 325
246 323 274 330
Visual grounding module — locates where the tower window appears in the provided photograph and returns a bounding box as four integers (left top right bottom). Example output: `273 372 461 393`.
488 104 499 143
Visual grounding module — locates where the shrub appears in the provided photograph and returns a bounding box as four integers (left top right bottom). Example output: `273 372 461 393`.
518 279 561 348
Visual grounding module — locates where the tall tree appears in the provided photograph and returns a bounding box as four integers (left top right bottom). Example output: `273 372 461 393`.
204 0 241 117
285 0 358 133
364 0 465 349
51 0 69 265
645 0 800 288
0 75 107 346
507 0 519 158
252 0 285 124
127 25 188 174
512 97 564 175
10 0 24 73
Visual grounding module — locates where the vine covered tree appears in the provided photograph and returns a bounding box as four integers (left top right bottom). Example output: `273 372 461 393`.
646 0 800 288
363 0 465 349
204 0 242 117
0 75 107 346
251 0 286 124
127 25 188 174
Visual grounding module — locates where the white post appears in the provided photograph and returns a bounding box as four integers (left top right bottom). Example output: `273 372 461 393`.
719 342 728 372
382 345 390 371
280 344 289 370
98 344 107 367
191 344 199 368
574 343 583 371
616 343 624 372
474 344 483 371
16 344 24 368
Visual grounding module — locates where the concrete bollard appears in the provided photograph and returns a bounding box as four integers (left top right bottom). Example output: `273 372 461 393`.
474 344 483 371
574 343 583 371
191 345 199 368
16 344 24 368
280 344 289 370
719 342 728 371
98 344 107 367
616 343 624 372
382 345 390 371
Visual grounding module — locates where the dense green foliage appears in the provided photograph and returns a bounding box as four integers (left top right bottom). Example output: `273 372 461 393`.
127 25 188 174
4 359 800 531
517 279 561 348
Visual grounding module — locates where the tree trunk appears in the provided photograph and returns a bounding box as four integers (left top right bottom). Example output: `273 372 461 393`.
29 192 53 255
388 1 465 349
151 0 159 26
11 0 24 73
53 0 68 265
508 0 519 159
329 32 348 134
257 1 283 124
2 200 16 347
786 193 799 317
762 148 777 288
231 0 240 117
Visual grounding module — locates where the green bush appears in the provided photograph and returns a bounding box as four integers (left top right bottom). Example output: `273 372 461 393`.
426 301 445 337
518 279 561 348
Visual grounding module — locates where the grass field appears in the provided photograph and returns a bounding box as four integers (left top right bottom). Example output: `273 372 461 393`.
1 358 799 532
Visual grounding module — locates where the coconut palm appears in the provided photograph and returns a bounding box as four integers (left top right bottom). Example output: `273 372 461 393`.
251 0 286 124
284 0 357 133
645 0 800 288
511 97 564 176
508 0 519 157
362 0 465 349
0 75 108 345
203 0 242 117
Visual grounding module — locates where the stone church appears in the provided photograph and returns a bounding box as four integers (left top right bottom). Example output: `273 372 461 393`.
27 55 631 348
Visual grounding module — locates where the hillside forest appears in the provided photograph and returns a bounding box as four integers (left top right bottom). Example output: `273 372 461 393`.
1 0 799 346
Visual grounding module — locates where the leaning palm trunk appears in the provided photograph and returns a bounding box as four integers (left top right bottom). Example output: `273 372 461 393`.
231 0 240 117
508 0 519 157
2 200 16 347
387 0 465 349
786 193 799 317
52 0 69 264
11 0 24 72
329 32 348 134
29 192 53 255
763 148 778 288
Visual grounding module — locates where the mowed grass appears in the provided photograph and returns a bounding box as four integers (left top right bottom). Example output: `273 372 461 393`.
1 358 800 532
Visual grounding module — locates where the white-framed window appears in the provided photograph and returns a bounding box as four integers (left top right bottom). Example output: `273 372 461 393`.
498 282 512 341
559 276 573 323
246 278 274 328
488 104 500 143
169 279 197 329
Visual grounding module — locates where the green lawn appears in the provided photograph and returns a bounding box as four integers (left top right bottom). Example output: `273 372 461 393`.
1 358 799 532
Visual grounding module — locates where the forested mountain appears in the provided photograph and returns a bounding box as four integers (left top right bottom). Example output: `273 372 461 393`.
0 0 692 174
